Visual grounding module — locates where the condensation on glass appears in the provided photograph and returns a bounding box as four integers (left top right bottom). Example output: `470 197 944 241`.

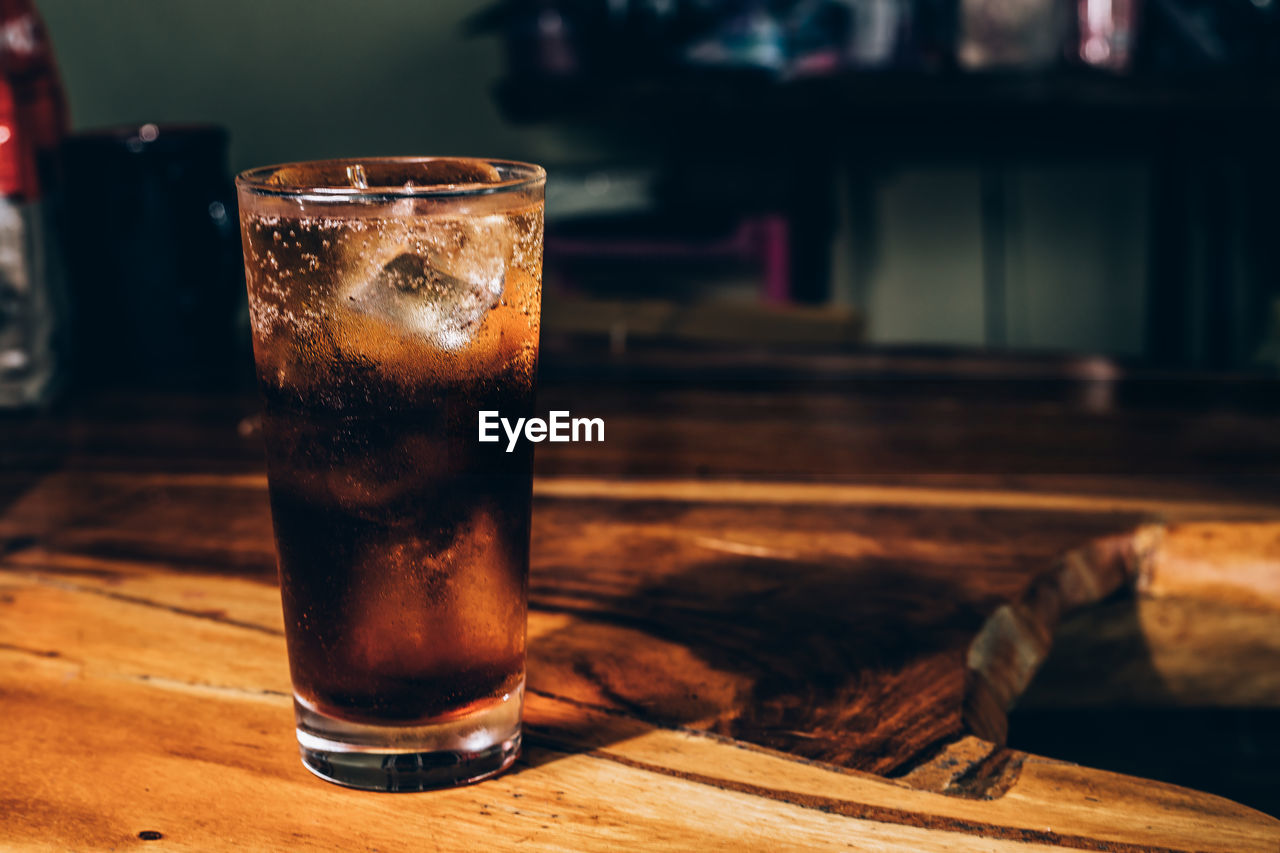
237 158 544 792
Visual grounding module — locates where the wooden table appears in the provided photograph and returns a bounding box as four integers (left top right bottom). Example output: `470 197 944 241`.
4 346 1279 851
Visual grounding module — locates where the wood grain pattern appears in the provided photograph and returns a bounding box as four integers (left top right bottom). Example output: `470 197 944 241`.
3 564 1277 852
1140 522 1280 609
4 351 1280 849
2 471 1148 773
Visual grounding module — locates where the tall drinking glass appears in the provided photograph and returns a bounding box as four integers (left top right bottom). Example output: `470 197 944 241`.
236 158 544 791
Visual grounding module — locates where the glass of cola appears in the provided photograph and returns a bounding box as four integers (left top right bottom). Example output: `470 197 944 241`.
236 158 544 791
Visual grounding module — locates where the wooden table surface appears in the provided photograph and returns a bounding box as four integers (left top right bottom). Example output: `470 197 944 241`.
3 345 1280 851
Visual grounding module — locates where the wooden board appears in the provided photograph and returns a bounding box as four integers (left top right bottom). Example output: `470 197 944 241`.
1020 523 1280 709
4 352 1280 849
3 519 1278 852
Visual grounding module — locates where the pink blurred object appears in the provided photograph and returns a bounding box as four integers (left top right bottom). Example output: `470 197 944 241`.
548 216 793 304
1078 0 1141 72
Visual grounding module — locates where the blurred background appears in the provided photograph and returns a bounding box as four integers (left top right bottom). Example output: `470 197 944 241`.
2 0 1278 403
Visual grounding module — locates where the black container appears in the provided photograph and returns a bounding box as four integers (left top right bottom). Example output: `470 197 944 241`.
60 123 245 389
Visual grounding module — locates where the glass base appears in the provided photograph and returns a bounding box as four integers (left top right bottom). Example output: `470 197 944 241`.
293 682 523 792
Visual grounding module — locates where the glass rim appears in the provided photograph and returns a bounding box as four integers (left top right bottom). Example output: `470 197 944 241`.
236 156 546 202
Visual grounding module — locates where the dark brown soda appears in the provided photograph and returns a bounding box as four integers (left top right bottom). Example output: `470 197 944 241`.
260 369 533 725
241 204 543 728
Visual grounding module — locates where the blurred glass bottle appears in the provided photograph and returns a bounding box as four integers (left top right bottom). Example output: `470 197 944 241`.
61 124 243 390
1078 0 1140 72
0 0 68 406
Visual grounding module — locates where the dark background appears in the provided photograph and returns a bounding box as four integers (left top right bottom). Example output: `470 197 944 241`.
36 0 1280 369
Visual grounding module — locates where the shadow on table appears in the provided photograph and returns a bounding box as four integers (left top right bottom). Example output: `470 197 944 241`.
0 408 68 556
518 548 1280 819
517 551 989 775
